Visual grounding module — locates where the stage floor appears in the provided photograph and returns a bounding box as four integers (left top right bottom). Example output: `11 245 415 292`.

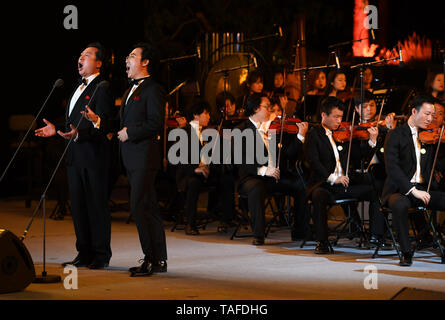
1 199 445 300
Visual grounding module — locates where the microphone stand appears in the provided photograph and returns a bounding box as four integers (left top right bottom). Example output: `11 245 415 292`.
292 64 336 121
22 83 103 283
0 80 63 184
328 35 374 50
160 51 201 94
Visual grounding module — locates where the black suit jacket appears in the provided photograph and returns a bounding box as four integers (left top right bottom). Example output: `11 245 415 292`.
304 125 375 195
382 123 445 203
65 75 115 168
175 124 205 192
119 77 165 171
233 119 270 186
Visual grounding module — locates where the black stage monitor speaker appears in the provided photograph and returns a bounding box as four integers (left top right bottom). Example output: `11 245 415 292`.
391 287 445 300
0 229 35 294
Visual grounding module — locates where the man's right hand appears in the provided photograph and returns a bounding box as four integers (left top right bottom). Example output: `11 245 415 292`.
334 175 349 188
35 119 56 138
265 167 280 180
195 165 210 179
411 188 430 205
80 106 99 123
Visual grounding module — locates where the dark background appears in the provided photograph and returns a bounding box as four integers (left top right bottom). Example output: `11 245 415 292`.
1 0 444 197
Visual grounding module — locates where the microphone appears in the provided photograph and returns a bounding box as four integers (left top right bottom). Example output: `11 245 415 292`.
370 29 375 41
332 51 341 69
253 56 258 68
196 45 201 59
398 46 404 67
53 78 64 88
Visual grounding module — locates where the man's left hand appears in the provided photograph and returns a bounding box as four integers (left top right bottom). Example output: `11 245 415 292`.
118 127 129 142
57 124 78 140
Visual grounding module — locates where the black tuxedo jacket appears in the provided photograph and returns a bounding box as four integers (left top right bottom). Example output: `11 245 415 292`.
119 77 165 171
175 124 206 192
233 119 270 186
382 123 445 203
65 75 115 168
304 125 375 195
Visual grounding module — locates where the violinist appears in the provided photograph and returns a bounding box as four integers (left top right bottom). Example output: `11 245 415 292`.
307 70 327 96
363 67 374 93
175 101 213 235
353 92 397 166
237 69 264 111
382 96 445 266
424 69 444 103
235 93 307 245
271 70 285 97
304 97 385 254
215 91 245 129
326 70 347 100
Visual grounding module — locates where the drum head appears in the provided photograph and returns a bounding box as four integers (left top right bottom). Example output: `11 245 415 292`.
204 54 253 117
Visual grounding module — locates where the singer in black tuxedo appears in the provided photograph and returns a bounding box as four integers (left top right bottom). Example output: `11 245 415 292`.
382 96 445 266
89 43 167 276
304 97 385 254
35 43 115 269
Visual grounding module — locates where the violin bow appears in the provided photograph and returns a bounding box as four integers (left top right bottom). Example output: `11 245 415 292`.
276 68 287 181
345 74 358 122
427 124 445 194
345 103 357 183
376 97 386 125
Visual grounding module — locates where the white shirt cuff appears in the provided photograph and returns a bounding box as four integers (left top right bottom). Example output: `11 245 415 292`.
93 116 101 129
327 173 336 185
406 187 416 196
258 166 268 176
368 139 377 148
297 133 305 143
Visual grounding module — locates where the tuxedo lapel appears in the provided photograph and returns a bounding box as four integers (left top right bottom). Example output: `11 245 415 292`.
317 126 336 162
122 79 149 121
401 123 417 166
67 76 100 123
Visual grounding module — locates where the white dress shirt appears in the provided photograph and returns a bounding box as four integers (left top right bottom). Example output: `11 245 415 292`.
250 117 274 176
125 77 148 104
406 124 424 195
68 73 99 116
323 124 344 185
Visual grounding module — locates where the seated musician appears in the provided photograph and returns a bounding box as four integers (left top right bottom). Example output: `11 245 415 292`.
215 91 245 129
382 95 445 266
271 71 285 97
237 69 264 111
175 101 212 235
307 70 327 96
304 96 385 254
353 91 397 167
424 69 444 103
176 101 237 235
326 70 347 99
234 93 307 245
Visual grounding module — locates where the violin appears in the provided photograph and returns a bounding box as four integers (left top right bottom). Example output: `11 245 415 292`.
419 124 445 144
332 121 380 142
269 116 302 134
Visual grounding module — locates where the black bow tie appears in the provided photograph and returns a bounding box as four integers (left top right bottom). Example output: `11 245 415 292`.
79 78 88 86
128 77 147 86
